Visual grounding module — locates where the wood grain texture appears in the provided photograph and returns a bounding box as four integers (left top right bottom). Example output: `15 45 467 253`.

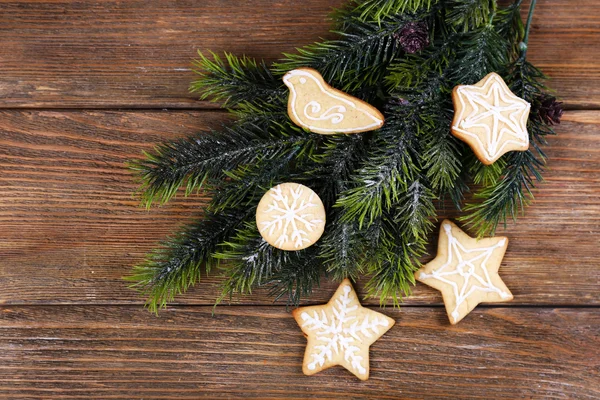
0 110 598 306
0 1 598 397
0 0 598 108
0 305 598 399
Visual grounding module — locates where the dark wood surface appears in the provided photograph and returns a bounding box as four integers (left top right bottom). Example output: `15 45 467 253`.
0 0 599 398
0 306 598 399
0 0 599 109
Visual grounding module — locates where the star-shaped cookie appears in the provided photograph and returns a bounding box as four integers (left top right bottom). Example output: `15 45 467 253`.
451 72 530 165
291 279 394 380
415 220 513 324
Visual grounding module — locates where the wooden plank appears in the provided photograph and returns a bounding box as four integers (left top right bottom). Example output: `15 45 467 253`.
0 0 598 109
0 110 598 306
0 305 597 399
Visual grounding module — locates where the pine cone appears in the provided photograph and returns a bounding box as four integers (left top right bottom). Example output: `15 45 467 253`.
395 22 429 54
537 95 564 125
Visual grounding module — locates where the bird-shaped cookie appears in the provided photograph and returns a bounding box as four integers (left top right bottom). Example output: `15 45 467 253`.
283 68 384 135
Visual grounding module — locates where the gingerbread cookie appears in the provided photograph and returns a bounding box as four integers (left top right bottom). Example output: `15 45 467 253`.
292 279 395 380
283 68 384 135
256 183 326 251
451 72 530 165
415 220 513 324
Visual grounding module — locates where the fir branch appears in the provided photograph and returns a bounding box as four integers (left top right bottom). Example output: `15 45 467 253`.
395 179 436 237
449 25 509 84
229 100 287 123
493 0 525 57
352 0 437 23
214 223 280 302
310 134 369 206
274 17 410 93
445 0 495 32
335 113 420 228
469 155 506 186
420 125 464 196
364 208 429 305
215 223 322 307
130 117 300 208
208 131 319 214
507 60 547 103
413 95 464 197
308 135 372 281
191 51 285 107
462 60 555 236
461 149 544 236
385 37 454 89
267 247 322 306
319 218 366 281
126 208 249 313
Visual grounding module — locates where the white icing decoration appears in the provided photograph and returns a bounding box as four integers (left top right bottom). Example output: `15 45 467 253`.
303 101 346 124
420 223 510 323
453 74 530 161
283 69 383 133
300 285 388 375
259 184 323 249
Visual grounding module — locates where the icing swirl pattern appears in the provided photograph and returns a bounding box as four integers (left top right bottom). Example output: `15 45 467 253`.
283 68 384 135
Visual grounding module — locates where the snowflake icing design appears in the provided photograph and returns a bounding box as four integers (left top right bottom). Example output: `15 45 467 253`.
418 222 512 323
299 284 391 375
452 73 530 162
258 184 324 249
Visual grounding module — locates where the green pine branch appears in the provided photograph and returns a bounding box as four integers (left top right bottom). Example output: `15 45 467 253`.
319 218 366 281
208 131 319 214
267 248 322 306
274 12 431 94
445 0 495 32
352 0 437 23
130 117 309 208
420 122 464 197
364 190 433 305
394 179 436 237
385 37 455 89
493 0 525 56
461 59 555 235
364 180 436 306
310 134 369 206
468 155 506 186
191 51 285 108
461 149 544 236
214 223 322 307
335 114 420 228
449 24 509 84
126 208 250 313
214 223 279 302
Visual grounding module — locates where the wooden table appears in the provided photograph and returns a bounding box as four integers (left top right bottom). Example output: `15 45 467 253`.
1 1 599 398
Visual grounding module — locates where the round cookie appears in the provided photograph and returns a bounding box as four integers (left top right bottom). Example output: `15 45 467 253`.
256 183 326 251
